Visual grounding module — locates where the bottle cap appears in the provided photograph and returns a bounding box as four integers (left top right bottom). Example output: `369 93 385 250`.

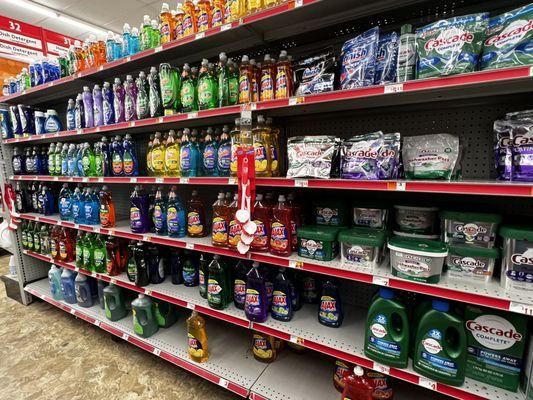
218 192 225 199
401 24 413 35
256 193 263 201
353 366 365 377
138 293 145 299
132 27 139 35
83 86 90 91
94 84 101 90
252 261 259 268
278 194 286 202
241 55 249 62
379 287 394 299
161 2 170 12
432 299 450 312
46 109 58 116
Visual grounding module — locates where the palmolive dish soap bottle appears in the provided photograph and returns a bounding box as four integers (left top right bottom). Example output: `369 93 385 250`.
413 299 467 386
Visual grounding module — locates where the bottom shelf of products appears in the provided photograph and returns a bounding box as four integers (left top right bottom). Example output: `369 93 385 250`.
26 278 446 400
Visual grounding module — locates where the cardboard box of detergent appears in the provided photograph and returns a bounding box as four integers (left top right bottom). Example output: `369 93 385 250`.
465 305 528 391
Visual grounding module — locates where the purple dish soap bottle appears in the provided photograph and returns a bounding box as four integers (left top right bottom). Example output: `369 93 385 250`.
82 86 94 128
92 84 104 127
245 262 269 323
124 74 138 122
130 185 149 233
113 78 126 124
102 81 115 126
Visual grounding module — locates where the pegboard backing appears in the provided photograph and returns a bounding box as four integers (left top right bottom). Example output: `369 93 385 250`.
283 101 533 180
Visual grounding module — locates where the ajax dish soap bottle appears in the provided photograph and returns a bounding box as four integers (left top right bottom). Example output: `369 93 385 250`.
413 299 467 386
187 311 209 363
364 288 409 368
318 278 343 328
252 331 277 363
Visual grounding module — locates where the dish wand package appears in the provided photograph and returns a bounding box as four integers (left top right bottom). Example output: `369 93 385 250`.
402 133 460 180
415 13 488 79
375 32 399 85
340 27 379 89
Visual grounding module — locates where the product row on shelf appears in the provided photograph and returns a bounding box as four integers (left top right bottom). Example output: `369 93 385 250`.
14 180 533 293
28 225 530 393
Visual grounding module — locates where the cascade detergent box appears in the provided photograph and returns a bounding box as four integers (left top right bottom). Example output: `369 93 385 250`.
465 305 528 391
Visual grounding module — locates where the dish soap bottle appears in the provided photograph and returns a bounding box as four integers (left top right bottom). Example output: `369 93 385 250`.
164 130 180 177
245 262 268 323
318 278 343 328
187 311 209 363
207 255 230 310
271 267 293 322
187 190 206 237
99 185 116 228
269 195 292 256
132 294 159 338
122 134 138 176
103 283 127 321
130 186 150 233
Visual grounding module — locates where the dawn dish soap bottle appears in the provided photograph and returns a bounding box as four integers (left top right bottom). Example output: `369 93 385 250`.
111 135 124 176
364 288 409 368
202 127 218 177
122 134 138 176
167 186 186 238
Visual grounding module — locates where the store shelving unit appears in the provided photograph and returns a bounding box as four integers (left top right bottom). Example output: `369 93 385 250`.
2 0 533 399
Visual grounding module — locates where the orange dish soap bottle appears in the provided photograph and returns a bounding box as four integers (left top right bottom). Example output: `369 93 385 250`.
260 54 276 102
187 311 209 363
238 55 253 104
212 0 225 27
197 0 212 32
160 3 175 44
182 0 197 37
270 194 292 256
275 50 292 99
211 192 229 247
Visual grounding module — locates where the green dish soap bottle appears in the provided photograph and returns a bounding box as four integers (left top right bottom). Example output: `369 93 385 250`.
413 299 467 386
153 299 178 328
180 63 197 113
132 293 159 338
103 283 128 321
364 288 409 368
207 255 230 310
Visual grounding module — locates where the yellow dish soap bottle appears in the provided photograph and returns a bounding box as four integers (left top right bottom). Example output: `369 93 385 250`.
230 117 241 177
252 115 272 177
146 134 154 176
266 117 280 177
151 132 166 176
187 311 209 363
252 331 277 363
165 129 180 177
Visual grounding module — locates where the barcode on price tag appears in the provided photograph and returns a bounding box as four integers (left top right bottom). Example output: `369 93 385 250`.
250 103 257 110
82 177 89 182
158 117 164 123
91 271 97 277
122 333 129 340
294 179 308 187
97 177 104 183
76 129 83 134
373 362 390 375
419 377 437 390
509 301 533 316
142 235 150 242
180 177 189 184
94 320 101 327
154 46 163 53
111 278 117 284
99 65 104 71
186 243 194 250
75 267 80 272
153 348 161 356
188 112 198 119
53 176 59 181
126 56 131 62
186 302 195 310
96 127 100 132
228 178 236 185
195 32 205 40
221 23 232 31
396 182 406 191
294 0 303 7
93 227 101 233
155 177 164 183
372 276 389 286
130 177 137 183
218 378 229 388
145 289 152 296
384 84 404 94
74 224 80 229
129 121 136 127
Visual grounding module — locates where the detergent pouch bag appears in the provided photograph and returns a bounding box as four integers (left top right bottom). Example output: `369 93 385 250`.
340 27 379 89
494 118 514 180
375 32 399 84
341 132 400 180
294 48 337 96
482 4 533 71
416 13 489 79
402 133 460 180
287 136 337 179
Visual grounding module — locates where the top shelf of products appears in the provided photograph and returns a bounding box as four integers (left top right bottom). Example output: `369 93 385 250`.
0 0 428 106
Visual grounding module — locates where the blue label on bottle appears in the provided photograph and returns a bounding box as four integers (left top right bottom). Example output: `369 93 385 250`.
217 143 231 170
182 264 197 284
67 110 75 130
180 147 191 171
203 144 216 171
153 205 166 230
59 198 72 219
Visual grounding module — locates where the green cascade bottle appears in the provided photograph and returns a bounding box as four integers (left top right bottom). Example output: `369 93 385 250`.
104 283 128 321
82 233 95 271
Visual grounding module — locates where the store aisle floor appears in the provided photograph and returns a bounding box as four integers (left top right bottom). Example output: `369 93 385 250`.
0 256 236 400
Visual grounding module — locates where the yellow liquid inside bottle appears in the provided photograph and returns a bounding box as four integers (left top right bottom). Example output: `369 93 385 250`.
266 119 280 177
164 132 181 177
252 117 272 177
252 332 277 363
151 134 166 176
146 140 154 176
228 0 244 21
264 0 277 7
230 123 241 176
247 0 263 14
187 311 209 363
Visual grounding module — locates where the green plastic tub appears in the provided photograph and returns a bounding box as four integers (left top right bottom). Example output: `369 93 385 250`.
388 237 448 284
339 227 387 268
297 225 342 261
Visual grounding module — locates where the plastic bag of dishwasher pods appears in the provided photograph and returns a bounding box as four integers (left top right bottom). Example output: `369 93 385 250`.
374 32 399 84
402 134 460 180
341 132 400 180
494 118 515 180
340 27 379 89
415 13 489 79
294 48 337 96
482 4 533 71
287 136 337 179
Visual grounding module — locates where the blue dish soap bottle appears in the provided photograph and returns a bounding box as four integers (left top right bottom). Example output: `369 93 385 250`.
167 186 186 238
102 81 115 126
84 187 100 225
58 183 73 221
203 127 218 176
122 134 138 176
60 268 77 304
111 135 124 176
318 278 343 328
66 98 76 130
71 187 84 224
180 128 192 177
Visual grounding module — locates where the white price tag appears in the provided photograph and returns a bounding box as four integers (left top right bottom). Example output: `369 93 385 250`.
372 276 389 286
126 56 131 62
419 377 437 390
99 65 104 71
145 289 152 296
218 378 229 388
74 224 80 229
186 302 195 310
530 66 533 76
154 45 163 53
70 308 76 314
249 103 257 110
294 179 308 187
294 0 303 7
122 333 129 340
49 81 55 86
221 23 231 31
82 177 89 182
74 267 80 272
54 132 60 137
195 32 205 40
396 182 406 191
158 117 164 123
187 112 198 119
96 127 100 132
76 129 83 135
288 97 303 106
186 243 194 250
22 90 26 95
110 278 117 285
142 235 150 242
228 177 236 185
373 362 390 375
153 348 161 356
241 110 252 120
179 177 189 184
288 260 303 269
155 178 164 183
509 301 533 316
384 84 404 94
97 177 104 183
91 271 97 277
94 320 101 327
130 177 137 183
53 176 59 181
35 216 40 221
129 121 136 127
289 335 303 344
93 227 101 234
77 72 82 78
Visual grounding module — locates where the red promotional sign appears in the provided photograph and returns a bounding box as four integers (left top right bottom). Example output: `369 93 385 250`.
42 29 77 56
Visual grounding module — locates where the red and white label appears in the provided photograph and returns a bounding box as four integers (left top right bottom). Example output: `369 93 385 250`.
373 362 390 375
